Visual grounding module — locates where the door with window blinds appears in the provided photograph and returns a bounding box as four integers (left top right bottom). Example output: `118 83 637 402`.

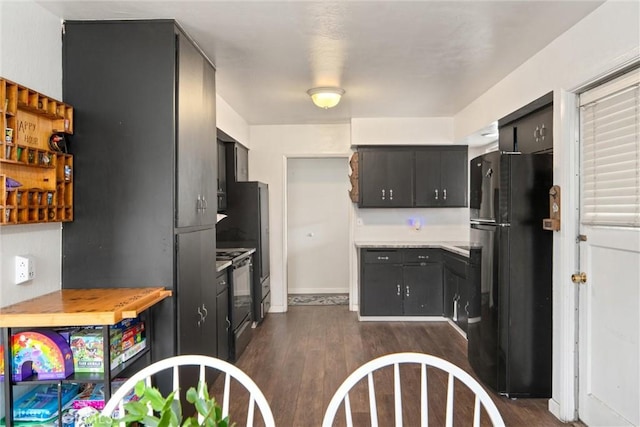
578 69 640 427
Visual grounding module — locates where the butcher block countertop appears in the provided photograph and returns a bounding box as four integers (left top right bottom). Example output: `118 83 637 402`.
0 287 172 328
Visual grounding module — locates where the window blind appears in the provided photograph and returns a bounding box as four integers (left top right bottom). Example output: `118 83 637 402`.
580 70 640 227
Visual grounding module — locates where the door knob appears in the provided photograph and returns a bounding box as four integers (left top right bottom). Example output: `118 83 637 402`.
571 272 587 284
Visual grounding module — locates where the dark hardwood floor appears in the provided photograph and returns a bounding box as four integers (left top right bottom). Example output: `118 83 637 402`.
211 305 580 426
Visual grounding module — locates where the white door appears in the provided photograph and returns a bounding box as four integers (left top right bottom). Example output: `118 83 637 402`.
578 71 640 426
287 157 350 294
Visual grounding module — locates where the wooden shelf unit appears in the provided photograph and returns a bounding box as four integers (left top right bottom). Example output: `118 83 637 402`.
0 287 171 427
1 77 74 225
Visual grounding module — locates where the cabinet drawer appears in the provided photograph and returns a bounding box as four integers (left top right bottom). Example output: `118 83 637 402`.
403 249 441 263
362 249 402 264
444 253 468 277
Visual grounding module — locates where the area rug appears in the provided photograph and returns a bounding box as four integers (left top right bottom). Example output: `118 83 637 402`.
288 294 349 306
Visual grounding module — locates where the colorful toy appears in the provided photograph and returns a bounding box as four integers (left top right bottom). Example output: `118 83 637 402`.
70 329 104 373
2 330 74 381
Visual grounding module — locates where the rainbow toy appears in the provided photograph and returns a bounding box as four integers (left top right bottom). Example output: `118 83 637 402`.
1 330 74 381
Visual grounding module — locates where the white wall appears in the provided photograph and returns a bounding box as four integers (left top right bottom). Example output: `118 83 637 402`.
0 1 63 308
454 0 640 422
351 117 455 146
216 94 250 147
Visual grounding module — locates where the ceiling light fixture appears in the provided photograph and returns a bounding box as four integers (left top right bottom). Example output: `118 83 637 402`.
307 87 345 109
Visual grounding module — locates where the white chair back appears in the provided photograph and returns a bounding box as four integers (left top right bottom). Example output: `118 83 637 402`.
102 354 275 427
322 352 505 427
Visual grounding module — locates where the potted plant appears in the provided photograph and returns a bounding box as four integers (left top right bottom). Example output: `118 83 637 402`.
89 380 232 427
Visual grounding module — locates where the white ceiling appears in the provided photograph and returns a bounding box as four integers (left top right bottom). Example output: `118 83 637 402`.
38 0 604 132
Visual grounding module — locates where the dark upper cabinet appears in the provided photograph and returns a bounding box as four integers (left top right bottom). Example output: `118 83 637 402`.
224 141 249 183
499 93 553 154
514 105 553 154
415 147 468 207
217 140 227 211
359 149 414 207
176 35 217 227
358 146 467 208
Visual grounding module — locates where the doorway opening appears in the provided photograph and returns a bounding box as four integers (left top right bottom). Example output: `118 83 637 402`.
285 157 351 307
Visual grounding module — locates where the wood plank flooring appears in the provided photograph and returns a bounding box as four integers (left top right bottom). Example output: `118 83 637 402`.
211 305 581 426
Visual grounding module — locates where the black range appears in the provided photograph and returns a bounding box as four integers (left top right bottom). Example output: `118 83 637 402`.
216 247 255 360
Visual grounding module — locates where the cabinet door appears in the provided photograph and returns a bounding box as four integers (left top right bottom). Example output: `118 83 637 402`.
199 60 217 225
217 140 227 211
440 150 468 207
403 263 443 315
360 150 413 207
415 151 442 207
216 286 230 361
235 144 249 181
361 263 403 315
176 35 217 227
176 232 203 355
515 105 553 154
499 125 515 152
443 268 457 319
456 273 469 332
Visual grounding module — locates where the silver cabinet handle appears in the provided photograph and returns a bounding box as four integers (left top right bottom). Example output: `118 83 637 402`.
540 123 546 141
397 284 401 296
443 189 447 200
534 126 540 142
381 189 385 200
196 195 201 212
197 306 203 326
464 301 469 314
202 304 208 321
405 285 410 297
434 189 438 200
202 197 207 211
377 256 389 260
389 189 393 200
418 255 429 260
226 317 231 330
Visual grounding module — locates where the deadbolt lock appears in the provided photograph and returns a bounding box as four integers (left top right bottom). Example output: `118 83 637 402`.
571 272 587 284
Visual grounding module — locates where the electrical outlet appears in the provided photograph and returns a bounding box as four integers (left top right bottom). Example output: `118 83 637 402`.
15 255 35 285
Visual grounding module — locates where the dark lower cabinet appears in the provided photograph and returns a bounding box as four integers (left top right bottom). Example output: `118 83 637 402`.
443 252 470 332
361 262 403 316
216 269 231 361
360 249 443 316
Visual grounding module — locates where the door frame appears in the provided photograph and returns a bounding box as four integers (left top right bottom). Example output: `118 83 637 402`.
552 58 640 422
281 153 355 312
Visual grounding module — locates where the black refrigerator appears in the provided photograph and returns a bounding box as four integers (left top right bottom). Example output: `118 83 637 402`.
217 181 270 324
467 151 553 398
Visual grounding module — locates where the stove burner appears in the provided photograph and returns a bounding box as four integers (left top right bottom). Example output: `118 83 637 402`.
216 248 255 263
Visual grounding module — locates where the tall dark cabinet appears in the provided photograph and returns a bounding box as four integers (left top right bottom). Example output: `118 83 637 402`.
61 20 218 369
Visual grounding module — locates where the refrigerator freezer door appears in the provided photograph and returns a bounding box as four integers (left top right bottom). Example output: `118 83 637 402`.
470 151 501 222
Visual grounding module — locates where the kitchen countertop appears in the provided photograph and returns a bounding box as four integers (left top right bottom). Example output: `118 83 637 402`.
216 260 232 272
355 241 474 257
